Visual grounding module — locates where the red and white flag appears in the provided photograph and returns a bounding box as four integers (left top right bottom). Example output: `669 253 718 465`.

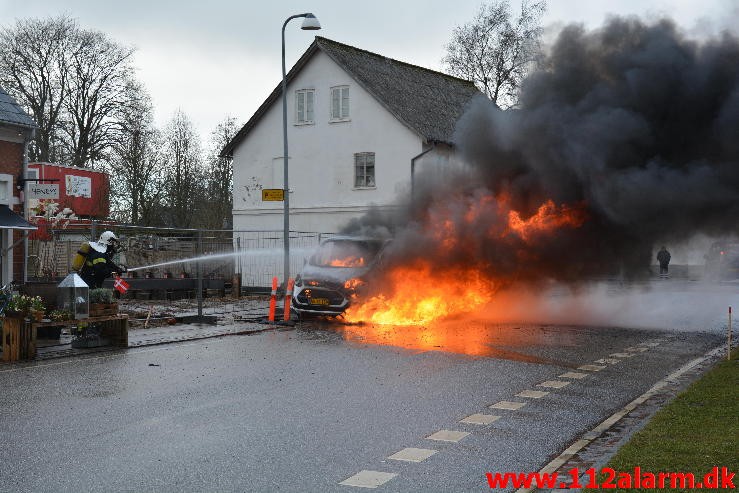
113 275 130 294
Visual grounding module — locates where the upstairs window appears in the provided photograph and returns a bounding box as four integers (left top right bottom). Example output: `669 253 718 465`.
354 152 375 188
295 89 315 124
330 86 350 121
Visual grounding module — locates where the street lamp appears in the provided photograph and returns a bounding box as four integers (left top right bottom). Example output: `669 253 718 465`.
281 12 321 287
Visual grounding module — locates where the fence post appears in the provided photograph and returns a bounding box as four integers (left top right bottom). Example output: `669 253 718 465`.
197 230 203 323
91 220 97 241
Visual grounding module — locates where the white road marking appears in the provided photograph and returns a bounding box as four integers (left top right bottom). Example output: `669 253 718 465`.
609 352 635 358
625 347 649 352
537 380 571 389
426 430 470 442
516 389 550 398
340 470 398 488
460 413 501 425
559 372 588 379
595 358 621 364
641 342 661 347
388 448 437 463
578 364 607 371
490 400 527 410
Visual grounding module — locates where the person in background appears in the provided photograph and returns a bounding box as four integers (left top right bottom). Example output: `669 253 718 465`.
657 246 671 279
73 231 126 288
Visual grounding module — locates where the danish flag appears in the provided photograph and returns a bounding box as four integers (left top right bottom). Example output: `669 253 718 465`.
113 275 130 294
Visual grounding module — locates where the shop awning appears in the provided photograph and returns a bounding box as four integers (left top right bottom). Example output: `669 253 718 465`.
0 205 37 230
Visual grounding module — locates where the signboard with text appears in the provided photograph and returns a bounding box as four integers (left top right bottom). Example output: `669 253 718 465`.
28 183 60 200
262 189 284 201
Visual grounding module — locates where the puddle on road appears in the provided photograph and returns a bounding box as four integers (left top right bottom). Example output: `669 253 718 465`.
296 318 582 367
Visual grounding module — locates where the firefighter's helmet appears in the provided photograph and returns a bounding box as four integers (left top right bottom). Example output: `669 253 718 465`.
98 231 118 246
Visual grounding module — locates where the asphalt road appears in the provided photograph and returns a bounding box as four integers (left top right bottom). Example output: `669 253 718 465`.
0 282 730 492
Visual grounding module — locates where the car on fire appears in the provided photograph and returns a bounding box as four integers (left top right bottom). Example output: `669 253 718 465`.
292 236 390 316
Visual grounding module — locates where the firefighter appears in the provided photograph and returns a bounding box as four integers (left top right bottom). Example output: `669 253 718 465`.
657 246 671 279
74 231 127 288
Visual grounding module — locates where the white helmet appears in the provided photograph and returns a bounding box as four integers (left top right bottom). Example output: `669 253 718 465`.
98 231 118 246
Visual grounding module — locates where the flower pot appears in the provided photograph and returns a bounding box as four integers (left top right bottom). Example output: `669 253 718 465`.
30 310 44 322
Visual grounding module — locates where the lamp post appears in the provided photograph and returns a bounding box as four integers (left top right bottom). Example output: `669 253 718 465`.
282 13 321 287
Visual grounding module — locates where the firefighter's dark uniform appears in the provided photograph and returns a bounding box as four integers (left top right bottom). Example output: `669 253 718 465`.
78 245 123 288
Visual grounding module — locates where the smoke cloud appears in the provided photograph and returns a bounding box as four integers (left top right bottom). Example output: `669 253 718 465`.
346 16 739 284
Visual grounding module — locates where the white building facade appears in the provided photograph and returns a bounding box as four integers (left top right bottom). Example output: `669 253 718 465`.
224 37 482 234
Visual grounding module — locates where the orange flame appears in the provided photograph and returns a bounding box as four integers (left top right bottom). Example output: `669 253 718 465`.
507 200 587 241
328 256 365 267
345 194 588 326
344 262 495 326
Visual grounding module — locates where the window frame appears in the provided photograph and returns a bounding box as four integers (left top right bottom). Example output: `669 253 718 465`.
353 152 376 189
329 85 350 122
294 88 315 125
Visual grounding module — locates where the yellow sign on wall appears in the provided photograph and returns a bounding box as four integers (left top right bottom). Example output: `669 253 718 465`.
261 189 284 201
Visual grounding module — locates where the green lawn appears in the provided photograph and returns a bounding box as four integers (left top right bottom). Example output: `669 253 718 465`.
601 350 738 491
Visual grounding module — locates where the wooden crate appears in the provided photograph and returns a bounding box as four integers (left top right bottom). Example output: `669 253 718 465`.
2 318 36 362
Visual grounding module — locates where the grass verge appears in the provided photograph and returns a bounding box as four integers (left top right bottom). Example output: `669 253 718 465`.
600 349 738 491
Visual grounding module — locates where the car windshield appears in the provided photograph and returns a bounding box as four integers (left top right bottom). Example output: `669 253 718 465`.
309 240 383 268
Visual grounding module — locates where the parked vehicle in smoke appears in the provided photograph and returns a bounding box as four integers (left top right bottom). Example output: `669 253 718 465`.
292 236 390 316
704 242 739 280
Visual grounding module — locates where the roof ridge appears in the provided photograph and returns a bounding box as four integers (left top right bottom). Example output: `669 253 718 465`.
314 36 477 88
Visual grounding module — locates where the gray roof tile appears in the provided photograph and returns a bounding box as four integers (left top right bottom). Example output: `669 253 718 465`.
222 37 483 157
0 87 36 128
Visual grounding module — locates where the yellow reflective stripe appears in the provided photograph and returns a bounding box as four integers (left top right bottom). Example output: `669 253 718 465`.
92 258 107 265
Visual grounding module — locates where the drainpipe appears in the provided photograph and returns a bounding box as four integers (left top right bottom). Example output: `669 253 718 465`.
22 127 35 284
410 141 436 197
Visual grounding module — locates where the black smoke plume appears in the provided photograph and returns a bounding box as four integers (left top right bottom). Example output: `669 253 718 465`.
346 17 739 283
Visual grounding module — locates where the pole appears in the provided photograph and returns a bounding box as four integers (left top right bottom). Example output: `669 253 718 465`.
197 230 203 322
282 17 292 289
91 220 98 242
729 307 732 361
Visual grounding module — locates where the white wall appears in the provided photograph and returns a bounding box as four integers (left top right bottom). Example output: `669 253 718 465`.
232 50 423 233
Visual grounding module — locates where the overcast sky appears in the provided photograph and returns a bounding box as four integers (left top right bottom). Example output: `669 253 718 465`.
1 0 737 145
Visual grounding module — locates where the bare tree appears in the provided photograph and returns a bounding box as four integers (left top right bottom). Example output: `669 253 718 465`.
202 117 238 229
107 81 165 225
62 28 135 167
443 0 546 108
0 16 74 162
161 110 205 228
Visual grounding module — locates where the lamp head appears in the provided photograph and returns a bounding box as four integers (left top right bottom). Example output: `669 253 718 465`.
301 13 321 30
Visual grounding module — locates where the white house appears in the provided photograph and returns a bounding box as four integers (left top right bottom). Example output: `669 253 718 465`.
223 36 483 234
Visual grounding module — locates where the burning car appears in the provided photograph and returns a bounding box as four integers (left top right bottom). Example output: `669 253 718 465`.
292 236 390 316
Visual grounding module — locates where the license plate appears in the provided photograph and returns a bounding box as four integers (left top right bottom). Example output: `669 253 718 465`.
309 298 330 306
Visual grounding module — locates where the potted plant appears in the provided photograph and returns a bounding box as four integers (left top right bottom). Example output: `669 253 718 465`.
89 288 118 317
29 296 46 322
5 294 32 318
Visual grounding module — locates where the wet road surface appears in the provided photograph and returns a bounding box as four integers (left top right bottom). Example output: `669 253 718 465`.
0 313 725 492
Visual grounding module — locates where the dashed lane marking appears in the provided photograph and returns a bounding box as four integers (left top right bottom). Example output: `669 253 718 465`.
490 400 527 410
537 380 571 389
559 371 588 379
625 347 649 352
595 358 621 364
460 413 501 425
516 389 550 399
609 352 635 358
340 470 397 489
426 430 470 442
578 364 607 371
387 448 437 463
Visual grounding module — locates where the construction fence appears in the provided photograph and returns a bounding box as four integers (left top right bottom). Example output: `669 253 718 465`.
27 222 335 290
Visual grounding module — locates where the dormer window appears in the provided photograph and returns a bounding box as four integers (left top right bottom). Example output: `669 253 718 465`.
330 86 350 121
295 89 315 124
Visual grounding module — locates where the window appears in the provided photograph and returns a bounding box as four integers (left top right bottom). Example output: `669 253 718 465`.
295 89 315 124
330 86 350 121
354 152 375 188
